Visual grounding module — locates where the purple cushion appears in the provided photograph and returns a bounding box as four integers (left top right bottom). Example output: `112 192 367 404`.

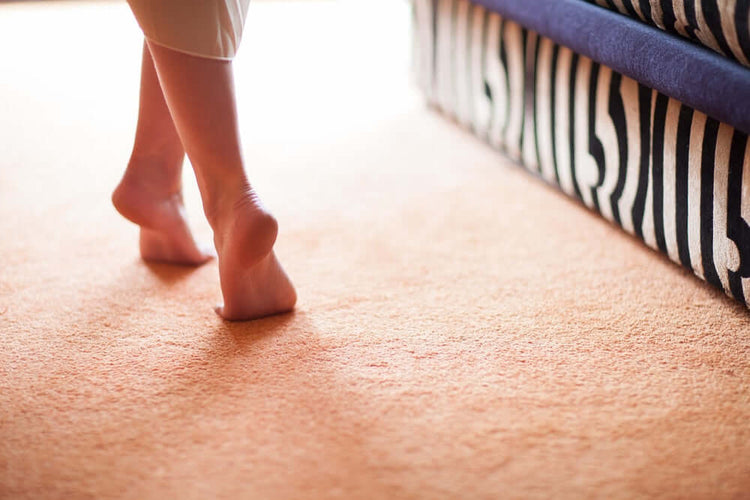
470 0 750 135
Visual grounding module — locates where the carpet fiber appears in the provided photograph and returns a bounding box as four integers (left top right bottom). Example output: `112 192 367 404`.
1 1 748 499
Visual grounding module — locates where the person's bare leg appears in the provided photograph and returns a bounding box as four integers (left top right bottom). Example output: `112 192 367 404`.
112 42 215 265
146 41 296 320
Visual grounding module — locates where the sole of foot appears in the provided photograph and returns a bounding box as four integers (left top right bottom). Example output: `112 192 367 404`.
212 196 296 321
216 251 297 321
112 176 215 266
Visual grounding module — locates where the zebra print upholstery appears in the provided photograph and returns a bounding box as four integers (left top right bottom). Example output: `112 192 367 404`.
585 0 750 68
412 0 750 307
463 0 750 136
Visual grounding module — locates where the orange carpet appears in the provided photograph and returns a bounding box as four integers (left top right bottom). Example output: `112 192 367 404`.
1 1 748 499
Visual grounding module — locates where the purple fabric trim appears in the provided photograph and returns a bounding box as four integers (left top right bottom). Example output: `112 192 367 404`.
471 0 750 135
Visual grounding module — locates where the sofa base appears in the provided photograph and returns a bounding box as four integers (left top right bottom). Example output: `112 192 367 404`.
412 0 750 308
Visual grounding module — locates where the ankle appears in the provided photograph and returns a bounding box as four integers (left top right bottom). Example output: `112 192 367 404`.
202 179 256 228
205 186 278 245
123 153 184 196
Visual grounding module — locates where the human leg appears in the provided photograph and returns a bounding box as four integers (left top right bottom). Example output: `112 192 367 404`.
145 41 296 320
112 42 215 265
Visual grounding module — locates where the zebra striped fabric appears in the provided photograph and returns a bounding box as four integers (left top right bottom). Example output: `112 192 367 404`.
413 0 750 306
585 0 750 68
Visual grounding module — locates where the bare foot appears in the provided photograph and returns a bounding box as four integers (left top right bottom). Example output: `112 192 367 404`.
211 190 297 320
112 165 214 266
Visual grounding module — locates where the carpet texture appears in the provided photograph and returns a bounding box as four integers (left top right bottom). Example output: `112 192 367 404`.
1 1 749 499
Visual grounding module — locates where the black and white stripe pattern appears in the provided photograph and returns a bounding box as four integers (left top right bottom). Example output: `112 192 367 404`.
412 0 750 306
588 0 750 67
